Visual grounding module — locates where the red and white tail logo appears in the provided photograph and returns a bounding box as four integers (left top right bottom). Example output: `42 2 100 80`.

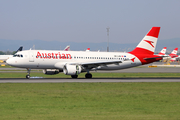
64 45 70 51
169 48 178 58
86 48 90 51
158 47 167 56
170 48 178 55
129 27 160 55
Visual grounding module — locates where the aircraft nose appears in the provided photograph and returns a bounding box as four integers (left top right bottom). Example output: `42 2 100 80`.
6 59 13 66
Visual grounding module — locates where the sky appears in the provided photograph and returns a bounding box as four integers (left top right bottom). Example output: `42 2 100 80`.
1 0 180 44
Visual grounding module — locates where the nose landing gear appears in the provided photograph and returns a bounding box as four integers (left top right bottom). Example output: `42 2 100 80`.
26 68 31 79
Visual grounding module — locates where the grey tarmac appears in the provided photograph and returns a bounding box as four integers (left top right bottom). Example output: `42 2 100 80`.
0 78 180 83
1 67 180 73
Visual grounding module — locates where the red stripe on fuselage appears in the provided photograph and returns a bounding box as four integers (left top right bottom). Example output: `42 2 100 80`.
129 48 162 65
129 47 154 55
131 54 162 65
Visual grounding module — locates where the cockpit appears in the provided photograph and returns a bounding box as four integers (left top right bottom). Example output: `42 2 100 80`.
13 54 23 57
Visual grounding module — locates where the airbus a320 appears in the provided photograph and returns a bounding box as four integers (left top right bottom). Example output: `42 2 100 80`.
7 27 163 79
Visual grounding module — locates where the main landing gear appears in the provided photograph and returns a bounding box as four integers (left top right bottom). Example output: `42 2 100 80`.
71 75 78 78
26 68 31 79
71 73 92 78
85 73 92 78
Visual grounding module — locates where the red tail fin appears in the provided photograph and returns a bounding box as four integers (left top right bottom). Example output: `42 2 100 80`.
129 27 160 55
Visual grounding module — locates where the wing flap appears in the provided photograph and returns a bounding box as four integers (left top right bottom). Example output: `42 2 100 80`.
69 60 123 67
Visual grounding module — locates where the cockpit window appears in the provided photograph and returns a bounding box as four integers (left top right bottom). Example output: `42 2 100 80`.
13 54 23 57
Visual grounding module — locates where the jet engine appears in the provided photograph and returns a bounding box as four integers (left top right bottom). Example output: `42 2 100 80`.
43 69 60 75
63 64 82 75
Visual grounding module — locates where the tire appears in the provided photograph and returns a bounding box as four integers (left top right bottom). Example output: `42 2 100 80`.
85 73 92 78
26 75 30 79
71 75 78 78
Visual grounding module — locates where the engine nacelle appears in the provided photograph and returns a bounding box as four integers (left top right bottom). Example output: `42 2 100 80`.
43 69 60 75
63 64 82 75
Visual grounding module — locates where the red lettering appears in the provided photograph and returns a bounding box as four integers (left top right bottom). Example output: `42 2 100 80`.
52 53 54 59
42 53 44 58
45 53 47 59
36 52 41 58
66 54 71 59
36 52 71 60
59 52 61 59
48 53 51 59
55 53 58 59
62 53 66 59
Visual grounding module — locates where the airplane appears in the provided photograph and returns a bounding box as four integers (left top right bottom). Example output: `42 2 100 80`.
0 55 13 63
156 47 169 61
169 48 178 62
86 48 90 51
6 27 163 79
64 45 70 51
157 47 167 56
0 46 23 63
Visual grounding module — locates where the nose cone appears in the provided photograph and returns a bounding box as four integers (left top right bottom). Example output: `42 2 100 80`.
6 59 13 66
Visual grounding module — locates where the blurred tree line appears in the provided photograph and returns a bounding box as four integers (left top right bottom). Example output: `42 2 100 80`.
0 51 15 55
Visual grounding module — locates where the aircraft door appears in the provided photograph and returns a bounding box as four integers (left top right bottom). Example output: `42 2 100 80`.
29 51 34 62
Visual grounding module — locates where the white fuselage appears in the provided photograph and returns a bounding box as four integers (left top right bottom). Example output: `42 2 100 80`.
0 55 13 61
7 50 142 71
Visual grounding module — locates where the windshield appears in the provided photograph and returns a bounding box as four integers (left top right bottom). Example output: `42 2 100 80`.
13 54 23 57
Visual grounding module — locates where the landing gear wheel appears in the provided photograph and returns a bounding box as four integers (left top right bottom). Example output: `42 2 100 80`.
26 68 31 79
85 73 92 78
26 75 30 79
71 75 78 78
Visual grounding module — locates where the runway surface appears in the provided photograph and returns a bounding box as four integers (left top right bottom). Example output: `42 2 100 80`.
0 78 180 83
1 67 180 73
1 62 180 83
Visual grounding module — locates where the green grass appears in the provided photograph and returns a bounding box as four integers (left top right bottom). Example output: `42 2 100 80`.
1 72 180 78
0 83 180 120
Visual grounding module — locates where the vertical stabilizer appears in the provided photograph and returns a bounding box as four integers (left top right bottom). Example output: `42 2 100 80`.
129 27 160 55
86 48 90 52
169 48 178 58
64 45 70 51
169 48 178 55
158 47 167 56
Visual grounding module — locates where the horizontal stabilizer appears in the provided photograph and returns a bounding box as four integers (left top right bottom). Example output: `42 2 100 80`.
144 56 164 60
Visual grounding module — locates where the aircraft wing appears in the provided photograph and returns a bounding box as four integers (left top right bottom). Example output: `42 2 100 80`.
69 59 129 69
55 59 129 69
80 60 123 66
